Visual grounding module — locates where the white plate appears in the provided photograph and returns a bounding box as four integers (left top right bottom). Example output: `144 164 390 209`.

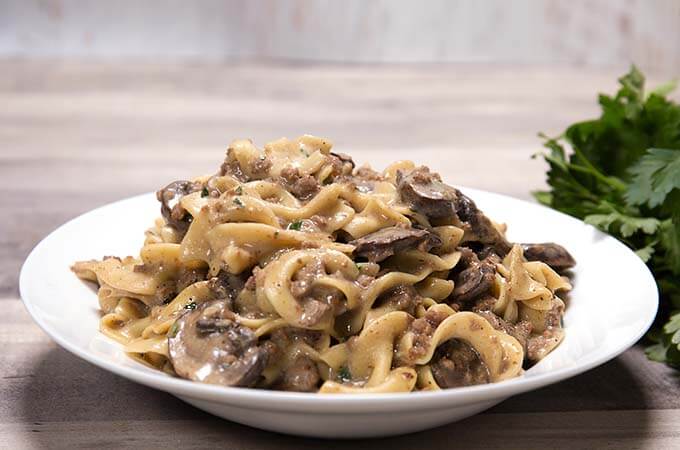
20 189 658 438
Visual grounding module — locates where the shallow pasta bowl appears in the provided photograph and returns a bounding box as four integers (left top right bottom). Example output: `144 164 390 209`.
19 188 658 438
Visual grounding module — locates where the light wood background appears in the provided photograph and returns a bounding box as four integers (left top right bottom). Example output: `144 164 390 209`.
2 0 680 73
2 60 680 449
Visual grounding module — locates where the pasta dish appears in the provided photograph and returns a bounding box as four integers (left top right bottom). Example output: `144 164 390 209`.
72 135 575 393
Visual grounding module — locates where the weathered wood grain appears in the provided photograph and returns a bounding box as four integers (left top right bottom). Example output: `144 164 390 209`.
1 61 678 449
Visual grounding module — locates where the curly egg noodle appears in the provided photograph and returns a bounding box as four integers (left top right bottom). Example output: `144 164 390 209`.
72 135 574 393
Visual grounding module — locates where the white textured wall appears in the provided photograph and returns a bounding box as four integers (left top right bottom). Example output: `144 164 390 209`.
1 0 679 71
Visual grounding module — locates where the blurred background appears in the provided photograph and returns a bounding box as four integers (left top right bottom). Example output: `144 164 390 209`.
3 0 680 68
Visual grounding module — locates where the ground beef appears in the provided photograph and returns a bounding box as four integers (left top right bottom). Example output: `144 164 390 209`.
405 309 450 362
526 329 563 362
251 156 272 179
280 167 320 201
176 267 208 292
474 309 533 353
273 355 321 392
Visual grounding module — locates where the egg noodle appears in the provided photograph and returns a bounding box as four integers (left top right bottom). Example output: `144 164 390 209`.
73 135 574 393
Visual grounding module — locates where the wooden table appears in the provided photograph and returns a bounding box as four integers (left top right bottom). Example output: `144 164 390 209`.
2 61 678 449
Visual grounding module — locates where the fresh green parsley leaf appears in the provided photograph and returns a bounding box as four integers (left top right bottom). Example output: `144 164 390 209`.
534 65 680 368
584 212 659 238
626 149 680 207
201 187 209 197
635 242 657 262
233 197 244 207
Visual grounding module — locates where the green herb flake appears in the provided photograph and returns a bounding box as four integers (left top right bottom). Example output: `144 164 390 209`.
201 187 209 197
168 322 180 338
233 197 244 207
235 186 243 195
337 366 352 383
287 220 303 231
184 301 197 310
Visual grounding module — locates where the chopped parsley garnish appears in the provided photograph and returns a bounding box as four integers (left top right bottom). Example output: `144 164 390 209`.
337 366 352 383
168 322 179 338
201 187 209 197
287 220 303 231
233 197 244 207
184 301 197 310
235 186 243 195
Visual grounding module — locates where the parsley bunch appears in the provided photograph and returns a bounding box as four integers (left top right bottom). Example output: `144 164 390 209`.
534 66 680 367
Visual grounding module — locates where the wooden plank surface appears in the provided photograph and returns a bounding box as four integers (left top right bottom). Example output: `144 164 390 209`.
2 60 679 449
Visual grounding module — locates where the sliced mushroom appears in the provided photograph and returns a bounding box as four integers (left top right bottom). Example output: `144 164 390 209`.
350 226 442 263
330 152 355 170
451 250 498 304
397 166 459 219
430 339 491 388
397 167 511 255
168 300 270 387
454 193 512 255
521 243 576 271
156 180 201 234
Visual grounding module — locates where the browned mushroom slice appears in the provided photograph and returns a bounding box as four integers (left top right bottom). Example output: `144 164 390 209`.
156 180 201 234
330 152 355 170
397 166 459 219
350 226 442 263
396 167 511 255
430 339 491 388
454 192 512 255
521 243 576 271
168 300 270 387
451 250 498 305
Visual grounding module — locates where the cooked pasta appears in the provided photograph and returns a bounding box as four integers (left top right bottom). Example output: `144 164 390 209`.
72 135 575 393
